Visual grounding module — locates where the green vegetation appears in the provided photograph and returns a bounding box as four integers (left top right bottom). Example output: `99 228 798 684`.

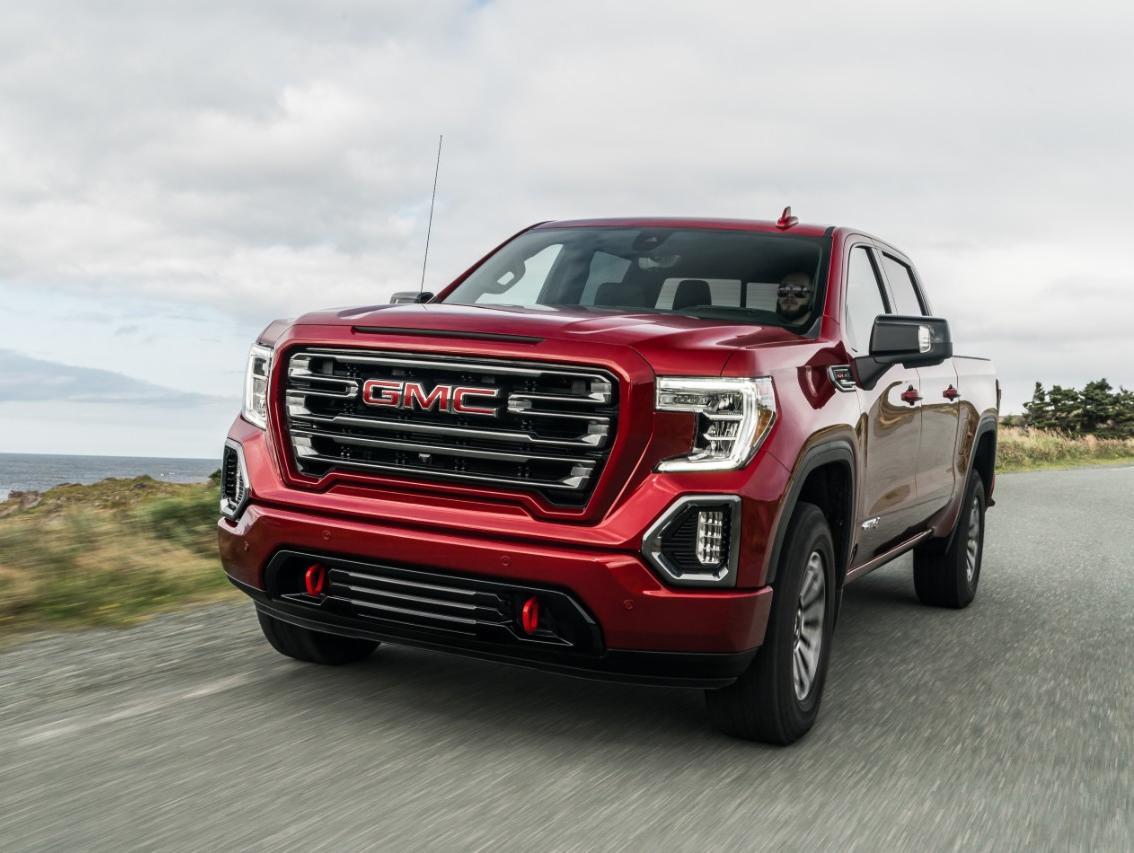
1018 378 1134 437
996 427 1134 472
0 475 237 636
999 378 1134 471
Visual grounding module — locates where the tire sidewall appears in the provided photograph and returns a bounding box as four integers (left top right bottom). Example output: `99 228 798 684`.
771 505 837 723
958 472 986 604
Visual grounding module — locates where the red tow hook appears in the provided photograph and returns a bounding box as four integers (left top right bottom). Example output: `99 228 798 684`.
900 385 922 406
521 597 540 635
305 563 328 597
943 385 961 401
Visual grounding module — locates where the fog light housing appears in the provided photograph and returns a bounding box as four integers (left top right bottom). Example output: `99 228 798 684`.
642 496 741 587
220 439 251 520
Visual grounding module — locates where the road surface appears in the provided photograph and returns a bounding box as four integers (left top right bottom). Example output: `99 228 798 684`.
1 465 1132 851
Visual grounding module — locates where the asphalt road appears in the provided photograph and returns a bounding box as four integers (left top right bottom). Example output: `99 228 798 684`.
2 465 1132 851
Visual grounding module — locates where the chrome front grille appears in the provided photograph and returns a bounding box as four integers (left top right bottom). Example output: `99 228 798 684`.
282 348 618 505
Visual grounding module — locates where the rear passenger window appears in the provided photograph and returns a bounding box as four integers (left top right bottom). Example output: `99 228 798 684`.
880 255 926 316
844 247 888 353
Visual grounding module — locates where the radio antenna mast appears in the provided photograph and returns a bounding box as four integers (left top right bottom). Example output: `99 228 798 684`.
419 134 444 295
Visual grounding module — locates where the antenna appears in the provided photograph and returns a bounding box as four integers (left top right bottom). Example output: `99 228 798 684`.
419 134 444 295
776 205 799 230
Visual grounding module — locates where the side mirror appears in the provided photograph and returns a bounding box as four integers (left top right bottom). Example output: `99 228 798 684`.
853 315 952 390
389 291 434 304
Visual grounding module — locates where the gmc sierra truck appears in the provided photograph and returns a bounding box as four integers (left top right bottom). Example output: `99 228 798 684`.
218 213 998 744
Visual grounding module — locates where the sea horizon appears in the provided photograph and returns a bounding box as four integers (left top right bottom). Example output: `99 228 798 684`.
0 451 220 499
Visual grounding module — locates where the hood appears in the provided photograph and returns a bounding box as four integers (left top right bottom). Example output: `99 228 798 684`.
292 303 805 376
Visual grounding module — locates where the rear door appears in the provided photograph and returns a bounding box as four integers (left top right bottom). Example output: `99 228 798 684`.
877 251 960 517
844 243 924 560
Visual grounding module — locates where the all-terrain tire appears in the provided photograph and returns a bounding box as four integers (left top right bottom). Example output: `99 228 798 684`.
705 502 837 745
913 470 986 608
257 610 378 665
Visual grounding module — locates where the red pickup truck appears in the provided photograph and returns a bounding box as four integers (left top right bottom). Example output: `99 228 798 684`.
218 214 998 744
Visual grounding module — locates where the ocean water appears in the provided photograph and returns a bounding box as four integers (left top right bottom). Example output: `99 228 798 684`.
0 452 220 501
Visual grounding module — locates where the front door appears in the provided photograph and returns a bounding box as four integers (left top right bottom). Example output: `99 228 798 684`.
875 251 962 521
856 371 924 559
843 243 924 562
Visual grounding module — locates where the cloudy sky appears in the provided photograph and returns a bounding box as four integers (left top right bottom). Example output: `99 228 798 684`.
2 0 1132 458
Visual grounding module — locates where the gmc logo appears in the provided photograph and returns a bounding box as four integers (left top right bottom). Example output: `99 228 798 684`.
361 379 500 417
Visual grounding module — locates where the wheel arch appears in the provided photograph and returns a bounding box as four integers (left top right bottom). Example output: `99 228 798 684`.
763 437 857 590
925 416 998 552
970 418 997 503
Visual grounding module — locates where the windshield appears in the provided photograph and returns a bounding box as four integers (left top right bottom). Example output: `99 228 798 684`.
442 227 830 330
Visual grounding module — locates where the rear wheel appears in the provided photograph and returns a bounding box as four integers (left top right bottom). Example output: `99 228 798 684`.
913 471 986 608
257 610 378 665
705 502 836 745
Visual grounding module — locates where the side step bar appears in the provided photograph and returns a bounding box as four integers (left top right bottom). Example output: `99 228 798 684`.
845 530 934 584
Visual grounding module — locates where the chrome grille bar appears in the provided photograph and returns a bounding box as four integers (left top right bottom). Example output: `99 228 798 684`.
283 348 618 505
287 405 608 447
291 428 597 466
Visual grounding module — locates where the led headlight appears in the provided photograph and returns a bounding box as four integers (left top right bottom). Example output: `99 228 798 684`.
242 344 273 429
655 377 776 472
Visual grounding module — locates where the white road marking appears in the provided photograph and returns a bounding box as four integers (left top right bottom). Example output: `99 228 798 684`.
17 672 258 746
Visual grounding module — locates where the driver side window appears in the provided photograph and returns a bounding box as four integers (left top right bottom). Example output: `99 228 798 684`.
844 246 889 353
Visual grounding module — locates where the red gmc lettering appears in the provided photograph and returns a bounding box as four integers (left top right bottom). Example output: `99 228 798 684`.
452 387 499 416
361 379 403 407
360 379 498 416
404 382 451 411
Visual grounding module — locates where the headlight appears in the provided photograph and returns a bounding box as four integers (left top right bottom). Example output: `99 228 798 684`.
242 344 273 429
655 377 776 472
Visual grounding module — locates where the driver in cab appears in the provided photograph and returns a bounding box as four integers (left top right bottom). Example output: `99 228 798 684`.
776 272 813 325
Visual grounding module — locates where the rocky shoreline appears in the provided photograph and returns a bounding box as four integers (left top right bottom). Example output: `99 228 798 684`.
0 490 43 517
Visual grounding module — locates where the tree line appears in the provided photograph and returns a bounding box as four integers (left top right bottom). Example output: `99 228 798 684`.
1011 379 1134 438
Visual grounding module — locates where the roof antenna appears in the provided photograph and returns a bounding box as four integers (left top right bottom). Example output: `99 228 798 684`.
776 206 798 230
419 133 444 296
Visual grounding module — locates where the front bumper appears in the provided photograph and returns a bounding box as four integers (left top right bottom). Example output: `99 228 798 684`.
219 503 773 687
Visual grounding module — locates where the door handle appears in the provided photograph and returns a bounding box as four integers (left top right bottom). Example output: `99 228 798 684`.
901 385 922 406
943 385 961 401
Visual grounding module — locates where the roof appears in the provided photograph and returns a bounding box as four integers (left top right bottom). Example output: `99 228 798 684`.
533 217 835 239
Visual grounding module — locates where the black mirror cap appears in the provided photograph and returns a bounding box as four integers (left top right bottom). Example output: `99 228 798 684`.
390 291 435 304
853 315 952 389
870 315 950 359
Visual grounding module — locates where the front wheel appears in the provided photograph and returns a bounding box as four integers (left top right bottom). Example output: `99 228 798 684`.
705 502 836 745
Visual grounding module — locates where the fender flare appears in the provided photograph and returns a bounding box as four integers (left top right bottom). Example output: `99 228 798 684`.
971 415 999 475
934 416 998 551
763 437 857 587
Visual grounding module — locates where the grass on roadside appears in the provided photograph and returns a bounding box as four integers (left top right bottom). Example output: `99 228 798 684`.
0 476 237 635
996 426 1134 472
